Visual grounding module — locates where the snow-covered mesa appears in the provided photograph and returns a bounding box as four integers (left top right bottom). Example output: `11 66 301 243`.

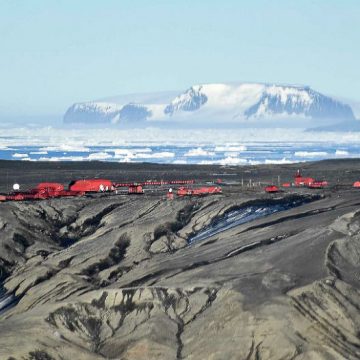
64 83 355 126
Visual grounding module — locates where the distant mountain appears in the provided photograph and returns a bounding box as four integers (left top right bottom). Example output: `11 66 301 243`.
164 86 208 115
64 102 122 124
63 83 356 126
307 120 360 132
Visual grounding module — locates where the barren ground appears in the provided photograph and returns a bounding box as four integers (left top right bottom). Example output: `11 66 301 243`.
1 159 360 360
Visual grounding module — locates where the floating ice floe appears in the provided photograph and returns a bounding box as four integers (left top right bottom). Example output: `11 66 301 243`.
294 151 328 157
335 150 349 156
12 153 29 158
38 156 86 162
200 157 248 165
88 152 113 160
29 151 48 155
264 158 295 164
214 145 247 152
39 144 90 152
184 147 216 157
136 152 175 159
173 160 187 164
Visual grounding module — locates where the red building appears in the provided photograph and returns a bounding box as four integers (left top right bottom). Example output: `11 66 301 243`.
265 185 279 193
294 170 315 187
69 179 114 192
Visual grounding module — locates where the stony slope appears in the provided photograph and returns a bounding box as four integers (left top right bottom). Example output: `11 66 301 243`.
1 162 360 359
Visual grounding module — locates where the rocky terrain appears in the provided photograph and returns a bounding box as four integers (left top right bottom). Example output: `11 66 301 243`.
1 160 360 359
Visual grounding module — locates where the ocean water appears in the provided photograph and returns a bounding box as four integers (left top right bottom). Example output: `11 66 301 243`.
0 143 359 165
0 127 360 165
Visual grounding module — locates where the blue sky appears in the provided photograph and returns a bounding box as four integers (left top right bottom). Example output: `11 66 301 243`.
0 0 359 116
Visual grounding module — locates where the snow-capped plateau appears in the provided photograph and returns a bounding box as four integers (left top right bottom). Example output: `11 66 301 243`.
63 83 356 126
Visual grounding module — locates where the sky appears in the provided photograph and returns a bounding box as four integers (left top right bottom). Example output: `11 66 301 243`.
0 0 359 117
